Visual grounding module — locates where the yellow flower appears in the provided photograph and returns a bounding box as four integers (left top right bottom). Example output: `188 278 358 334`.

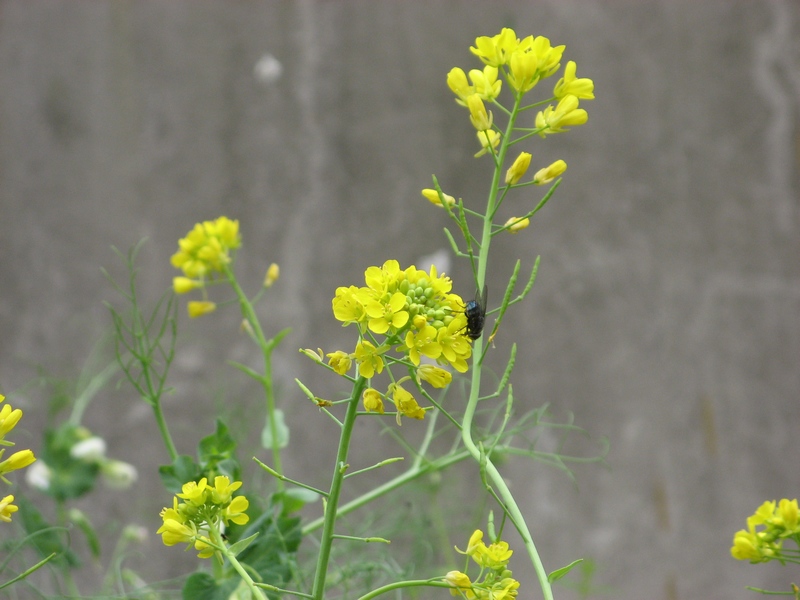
554 61 594 100
173 276 202 294
421 188 456 208
447 66 501 105
391 384 425 423
475 130 501 157
533 160 567 185
194 536 216 559
535 95 588 137
210 476 242 505
326 350 352 376
477 540 514 569
364 291 410 334
507 36 564 93
353 340 385 379
470 28 521 67
0 449 36 477
0 495 19 523
177 478 209 506
264 263 280 288
171 216 241 278
491 577 521 600
437 317 472 372
0 401 23 438
157 518 196 547
187 300 217 318
445 571 475 599
730 528 765 562
447 67 473 103
504 217 530 233
332 286 368 325
776 499 799 534
405 325 443 365
224 495 250 525
362 388 384 414
470 66 502 101
467 94 492 131
416 364 452 388
505 152 532 185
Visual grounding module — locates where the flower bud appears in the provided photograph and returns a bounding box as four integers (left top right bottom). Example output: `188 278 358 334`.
264 263 280 287
188 301 217 318
505 152 532 184
504 216 530 233
533 159 567 185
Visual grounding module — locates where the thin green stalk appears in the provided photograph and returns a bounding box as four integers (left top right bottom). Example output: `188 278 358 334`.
223 264 284 488
311 375 368 599
208 525 267 600
153 400 179 464
460 93 554 600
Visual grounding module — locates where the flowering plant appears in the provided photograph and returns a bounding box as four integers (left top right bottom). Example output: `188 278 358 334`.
732 499 800 597
2 27 604 600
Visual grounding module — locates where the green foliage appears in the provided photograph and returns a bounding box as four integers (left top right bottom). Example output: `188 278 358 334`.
40 425 100 501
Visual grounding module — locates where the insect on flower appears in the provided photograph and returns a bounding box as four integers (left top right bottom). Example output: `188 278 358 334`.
464 285 488 340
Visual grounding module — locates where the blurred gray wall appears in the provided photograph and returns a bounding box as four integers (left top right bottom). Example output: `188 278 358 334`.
1 1 799 599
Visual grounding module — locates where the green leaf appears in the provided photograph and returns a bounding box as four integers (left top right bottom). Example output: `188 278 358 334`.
261 409 289 450
227 532 259 557
548 558 584 583
41 425 101 501
279 487 320 515
236 509 302 592
16 496 80 568
158 455 202 494
198 419 237 462
182 572 239 600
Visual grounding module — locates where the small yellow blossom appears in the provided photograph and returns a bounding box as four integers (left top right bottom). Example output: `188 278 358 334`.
533 160 567 185
421 188 456 208
535 95 588 137
194 536 216 559
475 130 501 157
504 217 530 233
0 449 36 477
326 350 352 376
470 28 521 67
362 388 384 414
445 571 475 599
0 495 19 523
177 478 209 506
469 66 502 101
364 291 410 334
223 495 250 525
508 36 565 93
391 384 426 424
157 518 196 547
467 94 492 131
505 152 532 185
776 499 799 533
416 364 452 388
353 340 385 379
437 317 472 373
447 67 472 103
173 276 202 294
210 476 242 505
332 286 368 325
554 61 595 100
187 300 217 318
0 401 23 439
264 263 280 287
405 325 443 365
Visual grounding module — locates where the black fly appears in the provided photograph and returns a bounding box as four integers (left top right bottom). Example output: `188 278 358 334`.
464 285 488 340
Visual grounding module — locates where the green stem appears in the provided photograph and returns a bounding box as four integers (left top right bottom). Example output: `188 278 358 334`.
301 449 471 535
356 579 452 600
152 398 179 462
208 524 267 600
223 264 284 488
311 375 368 599
460 95 554 600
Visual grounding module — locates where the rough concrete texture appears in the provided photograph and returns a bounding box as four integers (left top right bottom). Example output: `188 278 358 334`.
1 1 799 599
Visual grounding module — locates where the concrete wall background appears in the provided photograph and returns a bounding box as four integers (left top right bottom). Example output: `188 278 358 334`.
1 1 799 599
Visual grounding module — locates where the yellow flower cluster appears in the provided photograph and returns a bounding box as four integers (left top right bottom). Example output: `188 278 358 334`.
447 27 594 147
157 476 249 559
170 216 243 318
0 394 36 523
731 499 800 563
319 260 473 423
446 529 520 599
